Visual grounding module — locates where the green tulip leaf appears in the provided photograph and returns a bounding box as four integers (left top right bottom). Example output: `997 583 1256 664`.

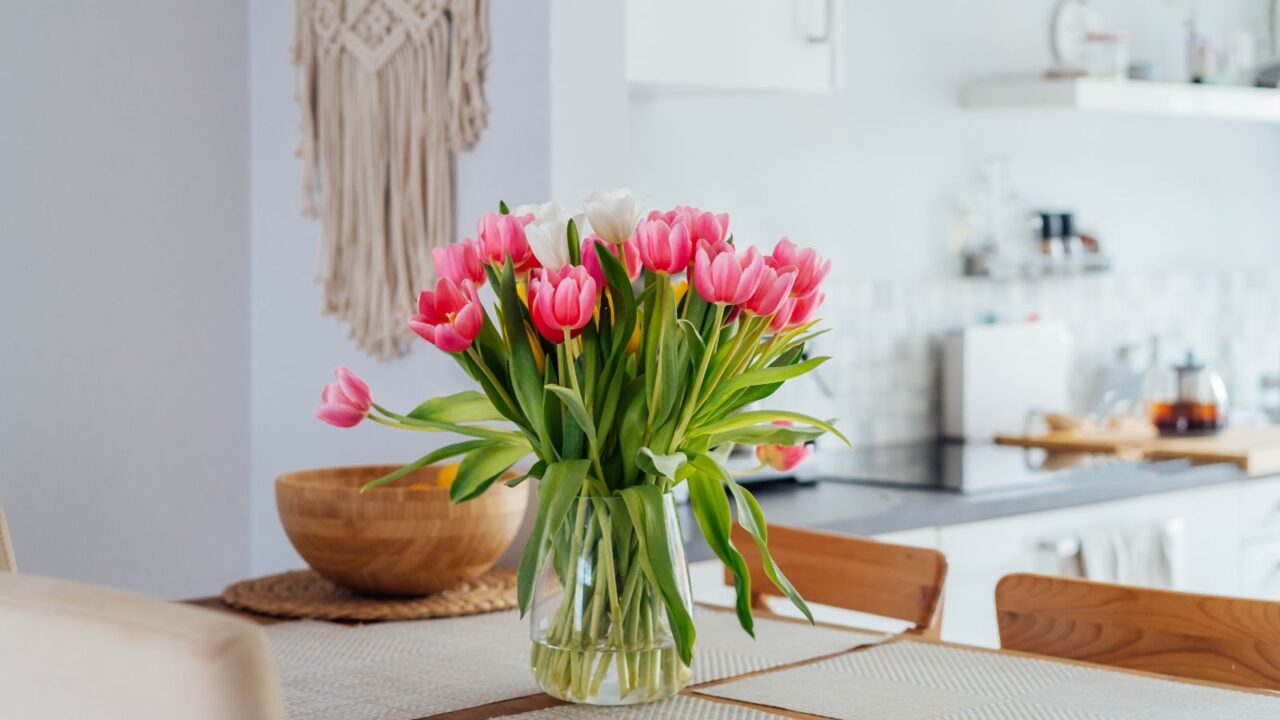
450 442 532 502
515 459 590 615
635 448 688 483
359 439 495 493
408 391 506 424
619 485 696 665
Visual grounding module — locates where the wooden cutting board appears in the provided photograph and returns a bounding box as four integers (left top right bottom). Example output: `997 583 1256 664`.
995 425 1280 476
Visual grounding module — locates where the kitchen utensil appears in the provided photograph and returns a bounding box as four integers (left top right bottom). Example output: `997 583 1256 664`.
1145 352 1229 436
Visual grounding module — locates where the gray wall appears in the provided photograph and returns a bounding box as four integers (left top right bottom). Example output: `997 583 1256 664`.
249 0 552 574
0 1 250 596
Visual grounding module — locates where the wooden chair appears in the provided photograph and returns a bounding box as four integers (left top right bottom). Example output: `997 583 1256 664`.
0 498 15 572
728 524 948 637
996 573 1280 691
0 573 284 719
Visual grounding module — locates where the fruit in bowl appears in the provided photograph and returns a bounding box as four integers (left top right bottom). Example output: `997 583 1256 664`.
276 464 528 596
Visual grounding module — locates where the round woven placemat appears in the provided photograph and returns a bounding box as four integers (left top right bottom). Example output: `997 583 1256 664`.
221 567 516 622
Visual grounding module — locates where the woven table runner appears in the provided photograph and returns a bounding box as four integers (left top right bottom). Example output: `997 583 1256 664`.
265 607 885 720
505 694 784 719
696 640 1280 720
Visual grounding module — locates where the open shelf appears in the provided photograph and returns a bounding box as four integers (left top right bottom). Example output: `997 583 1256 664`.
963 77 1280 124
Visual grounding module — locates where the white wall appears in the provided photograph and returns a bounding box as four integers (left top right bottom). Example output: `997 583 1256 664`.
627 0 1280 280
0 1 250 596
249 0 552 574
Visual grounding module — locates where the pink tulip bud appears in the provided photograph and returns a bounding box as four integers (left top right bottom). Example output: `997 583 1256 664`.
769 290 825 333
315 367 372 428
433 239 487 287
476 212 539 274
408 278 484 353
582 234 641 287
770 238 830 298
693 242 765 306
755 422 814 472
528 265 599 343
635 219 692 275
743 263 796 317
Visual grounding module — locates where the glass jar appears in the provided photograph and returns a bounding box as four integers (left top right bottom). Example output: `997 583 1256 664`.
529 493 693 705
1145 352 1229 436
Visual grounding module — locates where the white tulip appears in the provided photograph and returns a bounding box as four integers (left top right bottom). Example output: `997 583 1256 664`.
584 189 646 246
516 201 582 270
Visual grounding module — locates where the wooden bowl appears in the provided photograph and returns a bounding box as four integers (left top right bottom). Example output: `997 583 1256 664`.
275 464 528 597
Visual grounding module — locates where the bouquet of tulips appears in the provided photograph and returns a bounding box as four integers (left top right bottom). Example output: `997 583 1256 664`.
316 189 844 704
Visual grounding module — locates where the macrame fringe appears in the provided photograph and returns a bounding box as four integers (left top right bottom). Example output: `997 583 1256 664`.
294 0 489 360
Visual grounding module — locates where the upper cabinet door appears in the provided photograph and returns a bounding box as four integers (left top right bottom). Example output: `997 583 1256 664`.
625 0 843 94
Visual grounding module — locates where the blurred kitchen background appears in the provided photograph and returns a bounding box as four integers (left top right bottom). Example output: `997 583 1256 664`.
3 0 1280 642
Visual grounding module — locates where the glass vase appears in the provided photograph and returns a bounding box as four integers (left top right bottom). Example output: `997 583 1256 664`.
529 493 693 705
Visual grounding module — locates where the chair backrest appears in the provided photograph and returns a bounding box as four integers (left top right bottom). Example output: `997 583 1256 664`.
728 523 948 634
0 573 284 720
0 499 15 572
996 572 1280 690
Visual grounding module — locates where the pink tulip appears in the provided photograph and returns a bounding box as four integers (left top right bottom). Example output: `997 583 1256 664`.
742 263 796 317
315 367 372 428
649 207 730 247
770 290 825 332
476 212 539 274
409 278 484 353
433 239 487 287
582 233 641 287
770 238 830 298
634 219 692 275
693 242 765 306
528 265 599 343
755 422 814 472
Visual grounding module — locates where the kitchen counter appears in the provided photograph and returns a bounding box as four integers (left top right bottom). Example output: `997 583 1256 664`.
681 457 1249 562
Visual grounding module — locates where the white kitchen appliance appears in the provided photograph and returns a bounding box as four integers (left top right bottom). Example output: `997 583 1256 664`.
942 322 1072 440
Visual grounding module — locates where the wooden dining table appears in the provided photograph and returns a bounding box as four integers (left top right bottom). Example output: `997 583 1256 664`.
189 596 1279 720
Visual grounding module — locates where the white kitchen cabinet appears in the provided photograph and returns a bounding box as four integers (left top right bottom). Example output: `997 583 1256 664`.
625 0 843 94
937 484 1243 647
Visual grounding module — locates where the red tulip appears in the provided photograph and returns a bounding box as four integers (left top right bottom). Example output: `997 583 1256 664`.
770 238 830 298
476 212 539 273
528 265 599 343
409 278 484 353
433 239 487 287
315 367 372 428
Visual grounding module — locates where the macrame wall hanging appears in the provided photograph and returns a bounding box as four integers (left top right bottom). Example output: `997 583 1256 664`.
294 0 489 360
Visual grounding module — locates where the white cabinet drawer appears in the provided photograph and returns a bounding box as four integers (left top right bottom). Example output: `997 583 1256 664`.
1241 541 1280 600
1238 478 1280 543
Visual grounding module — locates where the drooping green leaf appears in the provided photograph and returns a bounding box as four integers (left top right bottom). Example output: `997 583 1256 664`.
408 391 506 424
691 410 849 446
360 440 493 492
686 456 754 636
677 318 705 368
450 442 532 502
546 384 598 450
619 485 696 665
707 423 825 449
726 475 814 624
506 456 547 488
516 459 590 615
636 448 687 483
716 356 829 397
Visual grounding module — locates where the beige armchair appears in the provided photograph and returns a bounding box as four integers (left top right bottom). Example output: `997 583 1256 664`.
0 499 14 572
0 573 283 719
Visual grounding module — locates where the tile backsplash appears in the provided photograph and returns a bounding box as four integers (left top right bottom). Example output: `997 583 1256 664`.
781 270 1280 449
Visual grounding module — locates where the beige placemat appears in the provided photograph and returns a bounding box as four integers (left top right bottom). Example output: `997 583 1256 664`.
266 607 886 720
506 694 786 719
696 640 1280 720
